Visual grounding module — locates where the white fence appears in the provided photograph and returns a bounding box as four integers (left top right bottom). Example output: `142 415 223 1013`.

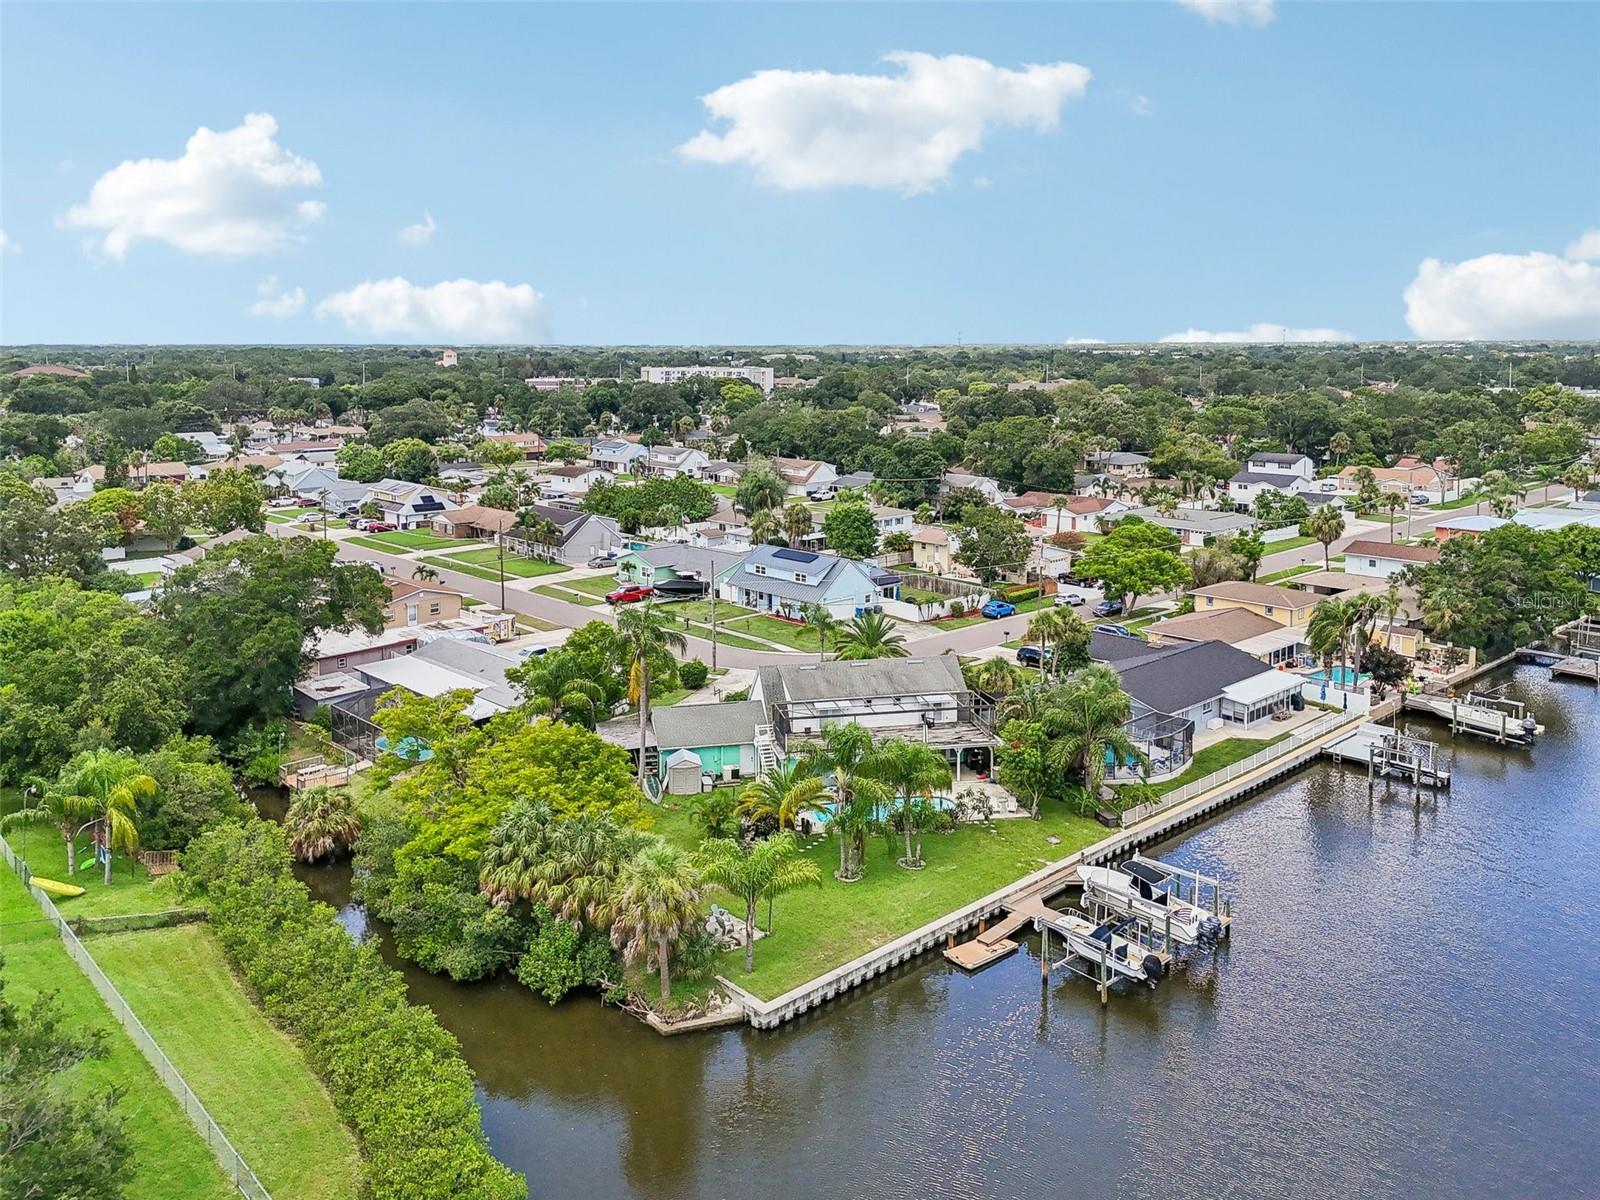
1260 523 1306 544
1 835 271 1200
1118 710 1346 827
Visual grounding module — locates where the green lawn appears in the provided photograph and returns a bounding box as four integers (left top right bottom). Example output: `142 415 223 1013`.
0 870 236 1200
1260 534 1318 553
357 530 483 552
1259 563 1319 583
1428 491 1484 511
515 613 560 632
92 925 362 1200
532 583 604 605
679 622 780 652
655 598 757 624
931 611 993 630
442 546 570 577
1147 732 1289 796
552 572 623 596
714 803 1106 999
5 819 185 918
722 612 825 652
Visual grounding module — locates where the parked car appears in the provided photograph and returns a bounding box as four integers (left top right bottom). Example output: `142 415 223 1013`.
980 599 1016 619
1410 491 1431 505
1092 598 1125 617
807 486 837 502
1094 623 1142 639
1016 645 1052 668
295 511 324 524
587 552 619 569
606 584 654 605
1056 572 1091 587
363 521 396 533
1055 591 1087 607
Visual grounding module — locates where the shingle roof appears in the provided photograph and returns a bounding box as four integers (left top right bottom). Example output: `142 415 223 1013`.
652 700 765 750
756 655 966 706
1146 608 1282 644
1249 452 1312 466
1229 470 1301 487
629 543 743 576
1342 539 1439 563
1190 580 1320 608
1112 639 1279 714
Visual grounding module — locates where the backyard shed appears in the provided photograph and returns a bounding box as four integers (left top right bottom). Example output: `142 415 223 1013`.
664 748 705 795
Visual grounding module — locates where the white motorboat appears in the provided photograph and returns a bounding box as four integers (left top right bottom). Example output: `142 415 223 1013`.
1079 860 1225 948
1046 910 1164 986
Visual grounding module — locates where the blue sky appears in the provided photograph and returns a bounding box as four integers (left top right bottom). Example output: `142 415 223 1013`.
2 1 1597 345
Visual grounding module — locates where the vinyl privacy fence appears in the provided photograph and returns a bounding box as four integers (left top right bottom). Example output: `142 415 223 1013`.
0 835 271 1200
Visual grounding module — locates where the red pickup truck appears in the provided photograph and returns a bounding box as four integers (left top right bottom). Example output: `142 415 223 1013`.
605 584 654 605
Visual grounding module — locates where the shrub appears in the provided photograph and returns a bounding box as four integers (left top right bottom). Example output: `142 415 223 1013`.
721 687 751 702
997 584 1041 603
182 822 526 1200
678 658 709 689
306 706 333 731
516 909 618 1004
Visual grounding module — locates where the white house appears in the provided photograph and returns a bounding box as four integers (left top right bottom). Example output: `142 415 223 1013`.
1118 506 1257 547
589 439 649 474
1341 539 1440 579
1226 452 1317 509
775 457 839 497
646 445 711 479
538 464 613 499
940 470 1008 505
364 480 456 529
718 544 899 619
869 504 914 539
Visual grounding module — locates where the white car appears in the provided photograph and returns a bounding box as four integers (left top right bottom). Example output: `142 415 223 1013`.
1055 591 1087 607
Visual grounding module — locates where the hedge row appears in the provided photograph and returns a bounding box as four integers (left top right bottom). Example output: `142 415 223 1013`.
182 821 526 1200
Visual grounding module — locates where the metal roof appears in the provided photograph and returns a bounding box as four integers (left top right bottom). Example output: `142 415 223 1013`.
756 655 966 706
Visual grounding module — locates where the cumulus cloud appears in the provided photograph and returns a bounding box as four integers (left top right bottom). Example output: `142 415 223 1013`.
0 230 17 254
315 277 545 341
1402 232 1600 340
1160 323 1355 343
1176 0 1276 26
248 276 305 318
1063 337 1105 345
62 113 323 260
678 51 1091 194
398 210 437 245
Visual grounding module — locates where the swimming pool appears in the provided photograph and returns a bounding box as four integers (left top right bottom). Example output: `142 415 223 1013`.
800 795 963 829
1306 666 1368 686
375 735 434 761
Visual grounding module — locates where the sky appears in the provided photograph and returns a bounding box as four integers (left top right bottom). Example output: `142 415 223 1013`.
1 1 1597 346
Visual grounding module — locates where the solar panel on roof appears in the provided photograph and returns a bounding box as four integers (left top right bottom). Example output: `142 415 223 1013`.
772 548 819 563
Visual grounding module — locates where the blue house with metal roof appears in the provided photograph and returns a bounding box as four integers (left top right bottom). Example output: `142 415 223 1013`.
716 545 900 619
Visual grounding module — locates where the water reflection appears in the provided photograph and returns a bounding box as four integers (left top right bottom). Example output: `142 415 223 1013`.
271 669 1600 1199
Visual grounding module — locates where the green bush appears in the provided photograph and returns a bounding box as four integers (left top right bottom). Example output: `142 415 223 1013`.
678 658 709 689
997 584 1041 603
307 706 333 731
722 687 751 702
516 910 618 1004
181 822 526 1200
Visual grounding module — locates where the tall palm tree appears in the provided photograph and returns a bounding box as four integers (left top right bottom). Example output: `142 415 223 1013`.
412 564 439 582
1561 464 1591 503
1026 608 1073 682
968 656 1024 698
1308 595 1375 686
609 841 704 1001
696 833 821 972
867 738 952 869
799 724 891 882
613 604 688 788
514 655 607 728
800 602 840 661
1378 583 1406 651
0 774 91 876
737 759 830 830
834 612 909 660
749 508 781 545
1303 506 1346 570
736 464 786 515
284 786 361 862
1384 491 1405 539
41 750 154 885
1042 666 1145 807
781 503 814 545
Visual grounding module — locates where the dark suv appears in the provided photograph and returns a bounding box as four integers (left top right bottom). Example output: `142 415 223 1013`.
1015 645 1052 669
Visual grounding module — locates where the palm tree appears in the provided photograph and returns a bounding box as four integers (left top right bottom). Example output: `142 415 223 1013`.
479 801 653 924
38 750 154 885
1026 608 1074 682
801 723 891 882
749 508 781 545
696 833 821 971
1303 506 1346 570
514 655 607 727
1308 595 1375 687
0 774 91 875
867 738 952 869
412 564 439 582
1384 491 1405 539
737 759 830 830
736 463 786 515
800 602 840 661
834 612 909 660
1421 584 1474 646
968 656 1024 698
284 786 361 862
1561 464 1591 503
1330 431 1352 467
1042 666 1145 808
613 604 688 788
609 841 704 1001
1378 583 1406 650
781 503 814 545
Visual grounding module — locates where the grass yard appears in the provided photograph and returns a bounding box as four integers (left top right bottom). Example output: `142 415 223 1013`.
715 802 1105 999
673 620 778 651
443 546 570 577
4 819 185 918
532 583 604 605
1149 732 1289 796
722 612 826 653
931 611 992 630
515 612 560 631
655 598 757 624
1259 563 1320 583
1428 491 1484 511
552 572 624 596
1260 534 1318 553
0 870 236 1200
358 530 483 552
92 925 362 1200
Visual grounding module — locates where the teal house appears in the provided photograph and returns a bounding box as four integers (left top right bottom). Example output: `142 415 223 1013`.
597 699 763 793
613 544 747 588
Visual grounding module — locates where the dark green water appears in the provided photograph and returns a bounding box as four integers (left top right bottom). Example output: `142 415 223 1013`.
294 667 1600 1199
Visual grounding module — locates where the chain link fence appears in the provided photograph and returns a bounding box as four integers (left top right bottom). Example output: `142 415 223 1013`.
1 835 272 1200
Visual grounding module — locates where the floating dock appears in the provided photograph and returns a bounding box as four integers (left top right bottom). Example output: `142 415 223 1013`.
1324 722 1451 787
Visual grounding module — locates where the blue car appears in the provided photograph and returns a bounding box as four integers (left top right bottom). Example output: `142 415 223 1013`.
980 599 1016 619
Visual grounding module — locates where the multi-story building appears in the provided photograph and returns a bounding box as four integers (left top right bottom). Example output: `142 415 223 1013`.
639 364 775 393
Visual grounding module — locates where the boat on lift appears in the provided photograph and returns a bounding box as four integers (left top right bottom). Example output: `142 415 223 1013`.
1044 910 1165 987
1078 859 1225 948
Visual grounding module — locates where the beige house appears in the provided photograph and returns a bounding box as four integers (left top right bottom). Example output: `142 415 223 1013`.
1188 580 1321 628
382 577 465 629
911 525 960 574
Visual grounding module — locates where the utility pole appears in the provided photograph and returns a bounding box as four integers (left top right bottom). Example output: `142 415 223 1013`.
498 534 507 612
708 546 719 673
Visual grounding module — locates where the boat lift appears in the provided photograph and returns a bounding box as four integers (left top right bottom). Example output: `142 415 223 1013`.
1078 856 1233 949
1034 909 1171 1006
1402 689 1543 745
1325 722 1451 790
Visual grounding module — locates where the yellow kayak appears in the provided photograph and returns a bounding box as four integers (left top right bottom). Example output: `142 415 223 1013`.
29 876 86 899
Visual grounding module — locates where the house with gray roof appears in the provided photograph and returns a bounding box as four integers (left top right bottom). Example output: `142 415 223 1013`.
718 544 900 619
615 543 746 587
596 699 766 789
1119 506 1257 546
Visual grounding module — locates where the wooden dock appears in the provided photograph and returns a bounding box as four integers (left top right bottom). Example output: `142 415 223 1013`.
1550 656 1600 683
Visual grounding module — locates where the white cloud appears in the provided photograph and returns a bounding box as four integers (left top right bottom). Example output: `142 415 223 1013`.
678 51 1091 194
1402 232 1600 340
1130 93 1155 118
315 277 546 341
398 210 437 245
1063 337 1105 345
248 276 305 318
1565 229 1600 262
0 230 17 254
1176 0 1276 26
62 113 323 260
972 175 993 189
1159 323 1355 343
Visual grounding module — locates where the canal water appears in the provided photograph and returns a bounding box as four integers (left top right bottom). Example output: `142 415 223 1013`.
290 667 1600 1200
